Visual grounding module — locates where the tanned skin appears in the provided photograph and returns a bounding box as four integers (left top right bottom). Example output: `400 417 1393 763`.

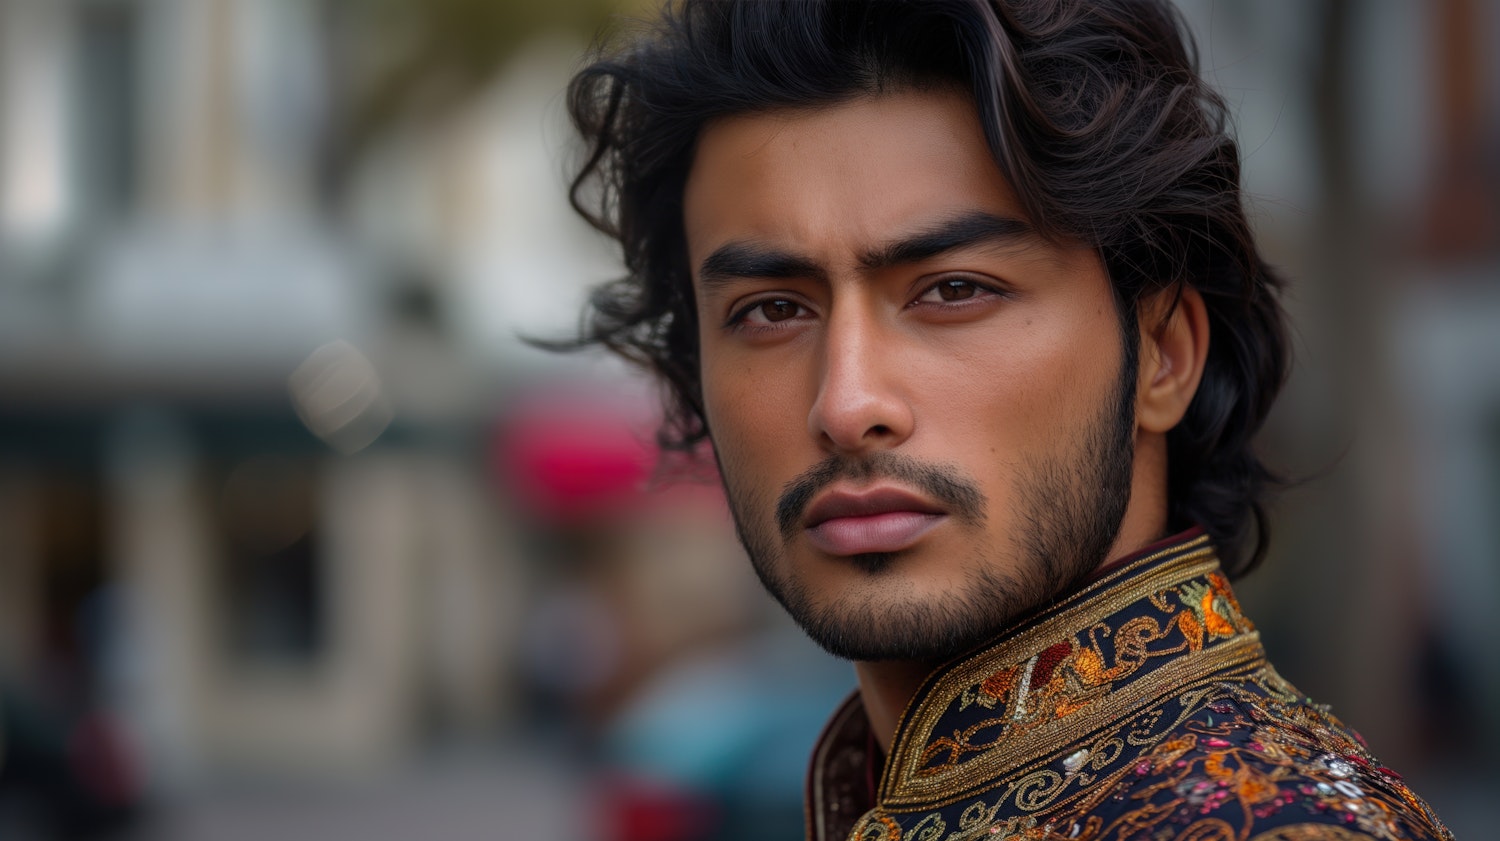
685 91 1209 751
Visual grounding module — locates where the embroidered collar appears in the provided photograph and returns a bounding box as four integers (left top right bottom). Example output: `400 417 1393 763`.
807 529 1262 836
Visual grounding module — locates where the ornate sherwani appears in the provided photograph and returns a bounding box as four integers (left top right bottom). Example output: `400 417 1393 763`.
805 531 1453 841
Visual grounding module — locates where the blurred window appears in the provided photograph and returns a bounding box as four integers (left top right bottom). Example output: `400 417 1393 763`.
210 455 326 666
75 1 140 224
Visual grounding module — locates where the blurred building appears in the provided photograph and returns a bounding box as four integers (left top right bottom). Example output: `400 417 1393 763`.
0 0 641 800
1 0 469 790
0 2 814 832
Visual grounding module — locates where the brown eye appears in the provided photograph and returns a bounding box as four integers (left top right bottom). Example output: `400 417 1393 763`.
758 299 800 321
915 277 1001 307
936 280 977 301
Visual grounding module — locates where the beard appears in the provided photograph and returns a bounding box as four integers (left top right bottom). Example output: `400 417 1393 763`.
717 336 1138 663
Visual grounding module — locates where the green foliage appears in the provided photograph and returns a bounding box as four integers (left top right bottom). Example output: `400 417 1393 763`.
321 0 627 195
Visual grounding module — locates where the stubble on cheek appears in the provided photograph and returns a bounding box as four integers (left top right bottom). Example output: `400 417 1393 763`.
704 337 1137 663
709 439 778 566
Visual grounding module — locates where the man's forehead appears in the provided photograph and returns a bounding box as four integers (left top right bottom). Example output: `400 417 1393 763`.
681 90 1035 266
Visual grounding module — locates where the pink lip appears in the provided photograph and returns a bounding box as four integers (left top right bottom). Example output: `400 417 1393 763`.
803 487 947 556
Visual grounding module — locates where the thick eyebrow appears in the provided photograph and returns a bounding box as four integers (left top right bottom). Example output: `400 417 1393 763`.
859 211 1036 270
694 210 1036 290
697 243 827 289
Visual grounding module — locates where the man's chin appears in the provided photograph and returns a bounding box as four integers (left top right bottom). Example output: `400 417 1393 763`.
816 550 899 575
790 601 1011 663
767 565 1051 663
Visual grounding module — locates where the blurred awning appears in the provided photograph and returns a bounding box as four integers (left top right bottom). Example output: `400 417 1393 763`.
495 392 657 524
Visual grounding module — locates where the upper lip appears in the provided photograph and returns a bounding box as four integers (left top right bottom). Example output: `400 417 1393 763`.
802 486 947 528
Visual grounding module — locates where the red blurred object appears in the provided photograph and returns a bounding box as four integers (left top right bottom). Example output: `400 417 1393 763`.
600 775 720 841
496 395 657 523
66 710 142 809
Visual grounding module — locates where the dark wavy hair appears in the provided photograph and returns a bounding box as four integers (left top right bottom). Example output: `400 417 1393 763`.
561 0 1290 576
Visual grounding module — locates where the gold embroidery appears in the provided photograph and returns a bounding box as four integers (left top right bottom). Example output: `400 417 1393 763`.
821 536 1454 841
883 537 1231 805
851 813 902 841
1175 819 1237 841
887 632 1263 805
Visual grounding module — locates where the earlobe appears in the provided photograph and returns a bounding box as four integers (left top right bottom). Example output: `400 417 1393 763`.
1136 285 1210 434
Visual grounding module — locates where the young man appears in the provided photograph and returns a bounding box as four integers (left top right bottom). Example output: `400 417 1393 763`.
563 1 1453 838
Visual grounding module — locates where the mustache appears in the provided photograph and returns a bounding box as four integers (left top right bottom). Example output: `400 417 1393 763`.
775 453 988 540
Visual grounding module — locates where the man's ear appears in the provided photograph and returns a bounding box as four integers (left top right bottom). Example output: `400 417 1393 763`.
1136 285 1210 434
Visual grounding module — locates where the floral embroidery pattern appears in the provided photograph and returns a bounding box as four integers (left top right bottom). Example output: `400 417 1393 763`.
917 563 1254 779
808 534 1453 841
1049 684 1450 841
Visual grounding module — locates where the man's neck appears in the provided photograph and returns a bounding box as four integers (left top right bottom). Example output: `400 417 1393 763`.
854 659 940 754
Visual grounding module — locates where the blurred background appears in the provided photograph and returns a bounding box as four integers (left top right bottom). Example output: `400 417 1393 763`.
0 0 1495 838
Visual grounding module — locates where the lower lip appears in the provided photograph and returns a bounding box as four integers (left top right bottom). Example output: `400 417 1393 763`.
805 512 945 556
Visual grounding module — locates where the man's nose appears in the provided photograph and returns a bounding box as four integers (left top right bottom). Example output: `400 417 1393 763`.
806 306 914 454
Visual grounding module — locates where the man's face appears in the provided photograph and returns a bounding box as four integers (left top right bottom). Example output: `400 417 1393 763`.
684 90 1138 662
